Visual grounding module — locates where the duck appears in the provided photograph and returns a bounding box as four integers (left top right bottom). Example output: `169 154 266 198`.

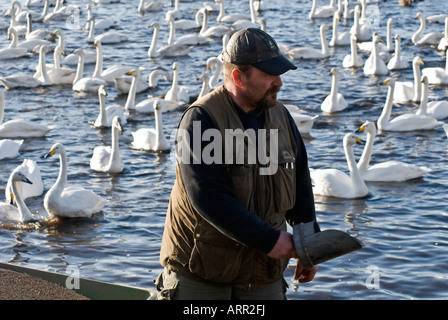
350 5 370 42
387 34 408 71
437 17 448 51
0 138 23 160
356 120 429 181
309 0 337 19
310 133 369 199
321 68 348 113
90 116 124 173
147 21 194 59
0 169 35 223
363 33 388 76
329 12 350 47
72 49 107 94
412 12 444 46
43 143 106 218
0 90 51 138
94 85 129 128
285 104 318 136
165 62 191 104
138 0 163 14
91 41 133 83
393 56 423 103
287 25 331 60
131 100 171 152
206 57 223 89
377 78 442 132
342 34 363 68
416 76 448 120
5 159 44 203
87 17 128 44
421 50 448 85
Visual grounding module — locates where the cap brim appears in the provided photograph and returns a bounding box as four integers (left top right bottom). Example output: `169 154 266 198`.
252 55 297 76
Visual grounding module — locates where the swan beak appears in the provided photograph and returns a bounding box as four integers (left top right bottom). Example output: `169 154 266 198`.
9 194 14 205
43 149 56 159
380 79 388 85
355 137 365 145
21 176 33 185
356 125 365 133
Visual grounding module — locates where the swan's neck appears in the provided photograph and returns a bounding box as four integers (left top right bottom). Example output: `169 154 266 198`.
386 19 393 50
310 0 317 17
168 16 175 46
350 36 358 62
149 70 166 87
249 0 257 23
330 72 338 104
332 15 339 39
378 84 395 129
51 151 68 197
54 48 61 69
357 130 375 172
417 81 428 115
148 25 159 57
445 53 448 73
39 0 49 19
394 37 401 59
217 1 225 22
345 141 366 193
108 123 122 168
199 76 210 99
199 10 208 35
169 69 179 101
413 60 422 101
98 93 107 126
11 179 34 222
26 14 32 36
73 53 85 85
8 29 18 48
320 27 329 55
208 59 222 87
54 0 62 13
38 47 51 84
155 109 168 149
0 92 4 124
445 18 448 38
57 32 65 51
124 72 140 110
413 16 425 42
87 18 95 42
93 42 103 78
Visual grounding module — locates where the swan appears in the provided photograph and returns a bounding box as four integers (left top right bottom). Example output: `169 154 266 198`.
5 159 44 203
0 170 35 223
356 120 429 181
321 67 348 113
206 57 223 89
6 5 27 37
85 4 115 31
199 8 230 38
6 0 46 23
444 123 448 137
310 133 368 199
329 12 350 46
92 41 133 83
0 29 32 60
43 142 106 218
422 49 448 85
169 12 211 46
165 62 191 104
427 14 448 24
437 17 448 51
138 0 163 14
94 85 129 128
44 45 76 85
87 17 128 44
170 9 202 31
166 0 182 19
8 26 50 52
363 33 388 76
393 56 423 103
114 68 170 94
0 139 23 160
287 25 331 60
377 78 442 132
387 34 408 71
198 72 212 100
350 5 370 42
32 45 53 86
147 21 194 59
0 90 51 138
342 34 363 68
122 68 143 111
285 104 318 136
216 0 249 24
49 29 97 66
412 12 444 46
25 11 52 40
131 100 171 152
90 116 124 173
416 76 448 120
72 49 107 94
357 18 395 53
309 0 337 19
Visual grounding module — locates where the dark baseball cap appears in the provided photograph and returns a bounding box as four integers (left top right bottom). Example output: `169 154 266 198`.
222 28 297 76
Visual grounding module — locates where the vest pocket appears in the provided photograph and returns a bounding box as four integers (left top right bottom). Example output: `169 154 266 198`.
273 158 297 212
226 165 255 212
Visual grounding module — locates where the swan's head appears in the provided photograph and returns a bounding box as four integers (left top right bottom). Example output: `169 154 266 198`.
320 24 331 32
99 84 107 96
51 29 63 38
344 133 365 147
415 12 423 19
413 56 424 66
126 68 142 77
73 48 85 57
172 62 179 71
94 40 102 48
357 120 376 135
394 34 401 42
388 18 395 25
381 78 395 87
112 116 123 134
330 67 338 76
150 22 160 30
421 75 428 85
153 100 161 112
44 143 65 159
8 170 32 205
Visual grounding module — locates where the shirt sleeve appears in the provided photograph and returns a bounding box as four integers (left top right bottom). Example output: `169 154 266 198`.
176 106 281 254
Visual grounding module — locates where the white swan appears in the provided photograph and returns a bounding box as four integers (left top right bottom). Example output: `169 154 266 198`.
5 159 44 203
43 142 106 218
0 169 35 223
0 29 32 60
7 0 46 23
356 120 429 181
444 123 448 137
393 56 423 103
437 17 448 51
416 76 448 120
342 34 363 68
216 0 249 24
72 49 107 94
377 78 442 132
350 5 370 42
422 50 448 85
231 0 260 30
206 57 223 89
329 12 350 46
90 116 124 173
363 33 388 76
310 133 369 199
122 68 143 111
285 104 318 136
45 46 76 85
169 11 210 46
387 34 408 70
8 26 50 53
165 62 190 103
131 100 171 152
0 90 51 138
199 8 230 38
147 21 194 59
92 41 133 83
198 72 212 100
357 18 395 54
87 17 128 44
170 8 202 31
94 85 129 128
309 0 337 19
412 12 444 46
85 4 115 31
25 11 52 41
138 0 163 14
321 67 348 113
0 139 23 160
287 25 331 60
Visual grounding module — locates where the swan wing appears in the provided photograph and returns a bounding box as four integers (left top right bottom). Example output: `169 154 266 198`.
363 160 428 182
0 139 23 160
131 128 157 151
311 168 357 198
0 119 50 138
90 146 111 171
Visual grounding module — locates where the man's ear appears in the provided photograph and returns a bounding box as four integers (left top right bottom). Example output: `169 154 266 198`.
232 69 244 87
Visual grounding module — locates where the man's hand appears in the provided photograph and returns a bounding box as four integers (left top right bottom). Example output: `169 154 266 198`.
294 260 318 283
267 231 298 259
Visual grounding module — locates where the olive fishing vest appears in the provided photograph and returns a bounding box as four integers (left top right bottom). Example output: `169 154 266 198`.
160 86 298 286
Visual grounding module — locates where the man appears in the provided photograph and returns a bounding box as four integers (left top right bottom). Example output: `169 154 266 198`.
156 28 318 300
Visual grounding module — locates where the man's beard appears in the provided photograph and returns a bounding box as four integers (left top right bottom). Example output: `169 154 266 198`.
257 86 281 110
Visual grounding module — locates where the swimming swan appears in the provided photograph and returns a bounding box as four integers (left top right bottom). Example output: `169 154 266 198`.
206 57 223 89
321 67 348 113
285 104 318 136
393 56 423 103
356 120 429 181
363 33 388 76
421 49 448 85
147 21 194 59
350 5 370 42
309 0 337 19
437 17 448 51
342 34 363 68
416 76 448 120
329 12 350 46
287 25 331 60
377 78 442 132
87 17 128 44
0 29 32 60
131 100 170 152
0 139 23 160
72 49 107 94
138 0 163 14
94 85 129 128
165 62 191 103
43 143 106 218
5 159 44 203
412 12 444 45
387 34 408 70
310 133 369 199
216 0 249 24
92 40 133 83
90 116 124 173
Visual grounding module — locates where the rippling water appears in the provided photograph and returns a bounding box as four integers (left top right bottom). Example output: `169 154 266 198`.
0 0 447 300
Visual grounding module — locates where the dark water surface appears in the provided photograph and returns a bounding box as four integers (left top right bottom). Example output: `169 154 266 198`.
0 0 447 300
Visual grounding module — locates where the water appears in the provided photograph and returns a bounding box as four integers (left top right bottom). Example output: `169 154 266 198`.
0 0 447 300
